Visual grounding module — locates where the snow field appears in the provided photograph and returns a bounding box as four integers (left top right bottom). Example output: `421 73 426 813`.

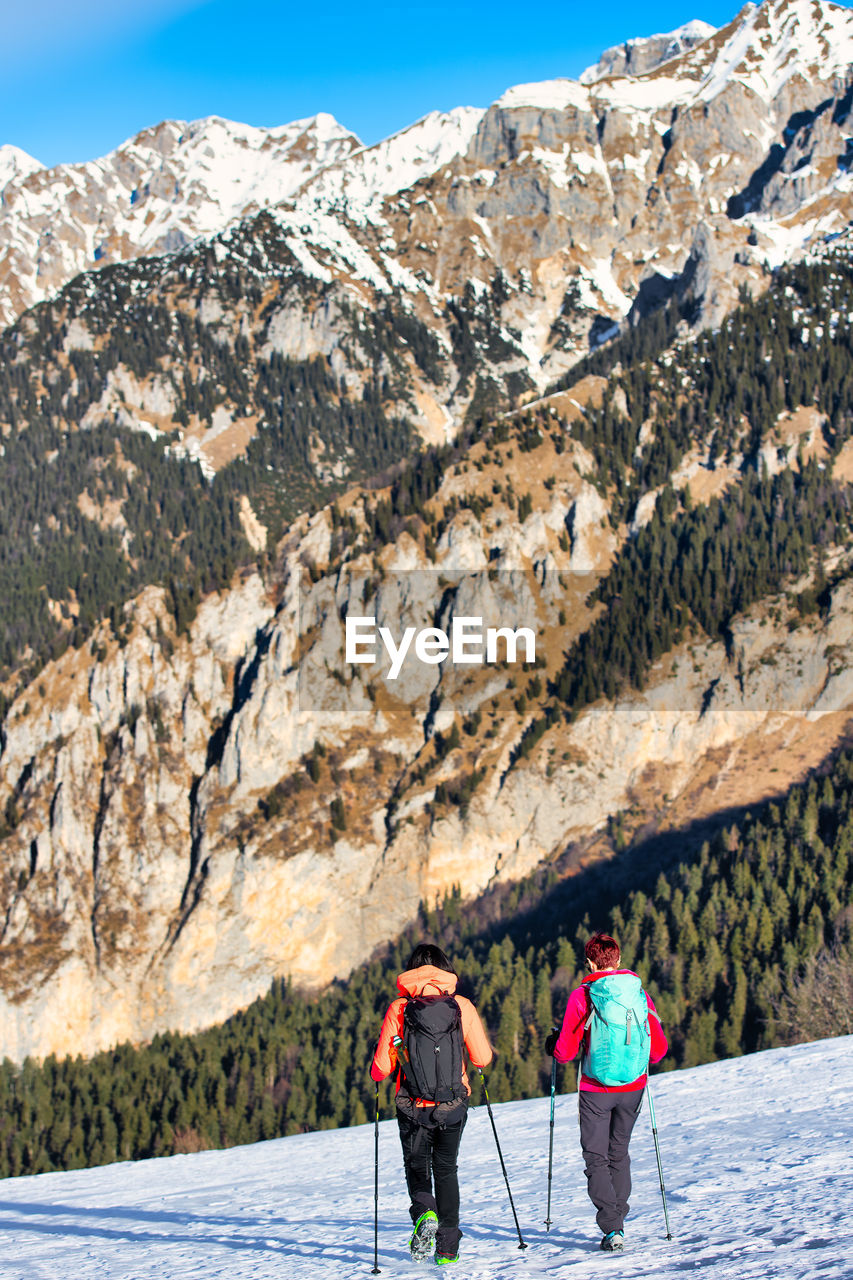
0 1036 850 1278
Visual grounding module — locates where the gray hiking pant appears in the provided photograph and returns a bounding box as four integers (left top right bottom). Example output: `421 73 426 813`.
578 1088 644 1234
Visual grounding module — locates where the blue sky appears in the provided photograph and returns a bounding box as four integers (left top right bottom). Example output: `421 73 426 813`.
0 0 792 167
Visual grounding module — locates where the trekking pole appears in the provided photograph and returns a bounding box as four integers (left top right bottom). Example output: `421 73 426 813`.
371 1082 381 1273
477 1069 527 1250
544 1029 558 1231
646 1083 673 1241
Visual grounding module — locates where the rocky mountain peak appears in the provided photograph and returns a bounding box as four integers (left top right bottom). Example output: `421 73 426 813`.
579 18 718 83
0 110 361 326
643 0 853 97
0 144 42 192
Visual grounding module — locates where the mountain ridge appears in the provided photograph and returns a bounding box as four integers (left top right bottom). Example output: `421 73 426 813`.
4 0 853 347
579 17 719 82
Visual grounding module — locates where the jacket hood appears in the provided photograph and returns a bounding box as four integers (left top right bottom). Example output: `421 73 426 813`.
396 964 458 998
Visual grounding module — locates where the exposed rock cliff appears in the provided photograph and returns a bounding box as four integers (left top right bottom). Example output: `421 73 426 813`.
580 20 718 82
2 397 853 1061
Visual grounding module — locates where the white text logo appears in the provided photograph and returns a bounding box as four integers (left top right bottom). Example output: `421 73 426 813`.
345 616 536 680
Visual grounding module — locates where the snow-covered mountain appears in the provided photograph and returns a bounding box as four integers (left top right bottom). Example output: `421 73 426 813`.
293 106 486 220
0 143 42 190
579 18 719 82
0 113 361 326
5 0 853 363
1 1036 849 1278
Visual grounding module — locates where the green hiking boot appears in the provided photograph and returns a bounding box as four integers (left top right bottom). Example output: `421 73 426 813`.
409 1210 438 1260
435 1253 459 1266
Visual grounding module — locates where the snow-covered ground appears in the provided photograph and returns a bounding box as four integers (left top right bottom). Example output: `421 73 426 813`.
1 1037 850 1279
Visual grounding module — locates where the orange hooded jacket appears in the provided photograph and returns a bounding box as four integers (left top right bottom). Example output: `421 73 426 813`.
370 964 493 1100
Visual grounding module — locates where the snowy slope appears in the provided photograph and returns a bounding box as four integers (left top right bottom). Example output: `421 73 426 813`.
500 0 853 116
294 107 486 222
1 1037 850 1279
690 0 853 102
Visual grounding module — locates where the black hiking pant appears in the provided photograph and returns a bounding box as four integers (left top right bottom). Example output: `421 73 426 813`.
397 1110 467 1256
578 1088 644 1235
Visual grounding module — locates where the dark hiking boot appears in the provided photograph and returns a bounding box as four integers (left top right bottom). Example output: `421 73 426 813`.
600 1230 624 1252
410 1210 438 1260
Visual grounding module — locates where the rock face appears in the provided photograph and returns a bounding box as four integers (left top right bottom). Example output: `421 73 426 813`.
579 20 718 82
2 410 853 1062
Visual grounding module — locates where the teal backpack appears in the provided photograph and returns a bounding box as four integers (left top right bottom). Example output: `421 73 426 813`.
583 973 652 1086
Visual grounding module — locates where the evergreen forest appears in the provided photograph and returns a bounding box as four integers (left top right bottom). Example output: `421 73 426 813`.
0 744 849 1178
558 257 853 519
0 215 430 684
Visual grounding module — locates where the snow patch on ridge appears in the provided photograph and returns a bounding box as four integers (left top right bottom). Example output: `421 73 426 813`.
0 144 42 190
265 205 433 300
750 208 845 268
495 80 592 113
294 108 486 222
595 74 696 113
581 257 633 314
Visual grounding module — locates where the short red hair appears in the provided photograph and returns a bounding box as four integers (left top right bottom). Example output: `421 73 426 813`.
585 933 621 969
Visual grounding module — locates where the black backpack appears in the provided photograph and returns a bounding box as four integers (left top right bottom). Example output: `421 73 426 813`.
399 994 466 1105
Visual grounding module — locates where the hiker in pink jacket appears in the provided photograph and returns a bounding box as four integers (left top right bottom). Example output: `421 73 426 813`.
545 932 668 1253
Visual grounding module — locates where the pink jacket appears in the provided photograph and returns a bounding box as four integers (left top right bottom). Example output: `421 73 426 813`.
553 969 668 1092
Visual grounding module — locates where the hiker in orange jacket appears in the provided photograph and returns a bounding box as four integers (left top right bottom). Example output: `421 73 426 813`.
371 943 493 1265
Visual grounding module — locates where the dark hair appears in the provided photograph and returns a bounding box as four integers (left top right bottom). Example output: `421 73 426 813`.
407 943 457 975
585 933 621 969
